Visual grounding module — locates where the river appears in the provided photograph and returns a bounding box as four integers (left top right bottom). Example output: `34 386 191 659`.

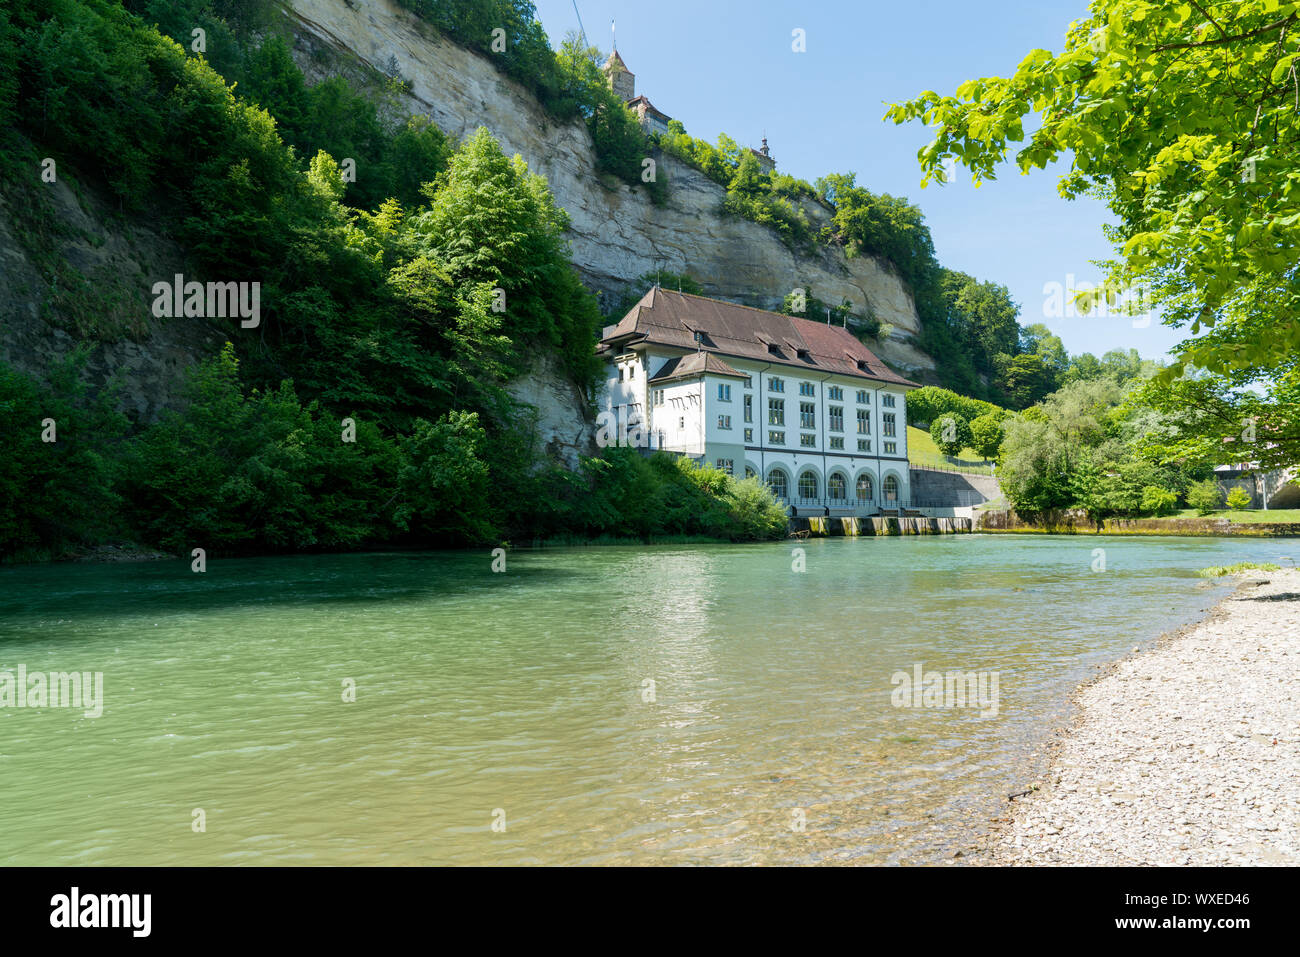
1 535 1294 865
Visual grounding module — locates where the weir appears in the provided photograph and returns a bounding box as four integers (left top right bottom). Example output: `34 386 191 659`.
789 516 973 537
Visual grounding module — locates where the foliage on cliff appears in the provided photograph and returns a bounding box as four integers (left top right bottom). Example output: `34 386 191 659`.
0 0 789 560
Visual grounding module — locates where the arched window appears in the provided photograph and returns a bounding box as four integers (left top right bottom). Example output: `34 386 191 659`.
767 469 788 501
883 474 899 503
856 474 873 503
828 473 847 502
798 471 818 500
745 466 757 480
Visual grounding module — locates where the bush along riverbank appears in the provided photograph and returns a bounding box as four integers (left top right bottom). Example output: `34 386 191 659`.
976 509 1300 538
981 567 1300 866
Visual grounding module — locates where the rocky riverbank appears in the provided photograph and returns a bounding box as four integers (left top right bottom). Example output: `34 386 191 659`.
981 568 1300 866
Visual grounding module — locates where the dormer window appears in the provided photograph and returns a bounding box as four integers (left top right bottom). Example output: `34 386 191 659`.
768 342 783 356
796 348 810 361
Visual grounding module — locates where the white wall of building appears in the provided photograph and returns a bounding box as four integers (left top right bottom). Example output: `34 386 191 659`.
596 348 914 510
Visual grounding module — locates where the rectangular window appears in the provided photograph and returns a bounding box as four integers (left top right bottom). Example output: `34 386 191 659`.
744 428 753 443
618 368 624 382
653 389 665 406
743 394 752 423
768 430 785 445
800 402 816 429
884 441 898 455
800 433 817 448
830 437 845 450
799 381 815 397
768 398 785 427
679 417 685 430
769 377 784 393
856 390 869 405
716 458 734 475
858 439 871 452
883 393 896 408
829 406 844 432
718 415 732 430
884 412 896 438
828 386 843 401
717 383 731 401
857 408 870 435
629 365 635 379
743 376 753 389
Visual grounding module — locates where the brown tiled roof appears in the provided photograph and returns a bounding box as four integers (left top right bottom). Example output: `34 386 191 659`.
627 95 670 120
599 288 918 388
648 351 747 383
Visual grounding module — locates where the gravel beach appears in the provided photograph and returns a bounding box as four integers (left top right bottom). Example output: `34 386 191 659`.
984 568 1300 866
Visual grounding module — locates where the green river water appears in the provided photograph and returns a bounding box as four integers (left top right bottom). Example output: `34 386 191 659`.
1 534 1294 865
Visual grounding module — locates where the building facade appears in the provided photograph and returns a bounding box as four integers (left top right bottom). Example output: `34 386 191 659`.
597 288 919 515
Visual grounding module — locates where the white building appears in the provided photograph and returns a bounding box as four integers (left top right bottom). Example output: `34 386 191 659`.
596 288 920 516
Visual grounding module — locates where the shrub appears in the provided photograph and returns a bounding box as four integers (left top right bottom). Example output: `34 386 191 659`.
1140 486 1178 516
905 386 1004 428
725 477 791 541
1186 479 1224 515
1225 487 1253 510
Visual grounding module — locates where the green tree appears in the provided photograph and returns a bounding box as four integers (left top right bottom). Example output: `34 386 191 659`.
0 354 127 559
396 411 495 545
1186 479 1224 516
1140 485 1178 517
994 353 1057 408
886 1 1300 455
1225 486 1253 510
409 127 603 387
1132 368 1300 473
969 412 1005 460
930 413 972 457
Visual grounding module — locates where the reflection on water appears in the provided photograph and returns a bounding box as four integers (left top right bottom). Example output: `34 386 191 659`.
0 535 1293 865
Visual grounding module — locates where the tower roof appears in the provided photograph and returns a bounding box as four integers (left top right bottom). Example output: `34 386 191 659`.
604 49 633 75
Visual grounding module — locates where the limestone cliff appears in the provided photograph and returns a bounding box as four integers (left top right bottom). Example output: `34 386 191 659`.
280 0 937 379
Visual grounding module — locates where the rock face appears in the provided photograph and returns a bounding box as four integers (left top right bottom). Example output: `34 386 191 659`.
0 172 224 422
281 0 936 378
502 351 595 469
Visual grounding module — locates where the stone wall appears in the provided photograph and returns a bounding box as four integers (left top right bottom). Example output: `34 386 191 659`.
909 467 1001 508
1216 468 1299 509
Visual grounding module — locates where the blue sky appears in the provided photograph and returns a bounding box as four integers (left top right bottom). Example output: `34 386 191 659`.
531 0 1181 362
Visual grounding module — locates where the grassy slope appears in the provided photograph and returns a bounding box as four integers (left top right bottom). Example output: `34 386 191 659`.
907 426 995 475
1170 508 1300 524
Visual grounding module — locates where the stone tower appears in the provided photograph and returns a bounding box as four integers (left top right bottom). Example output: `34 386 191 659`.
603 49 635 101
